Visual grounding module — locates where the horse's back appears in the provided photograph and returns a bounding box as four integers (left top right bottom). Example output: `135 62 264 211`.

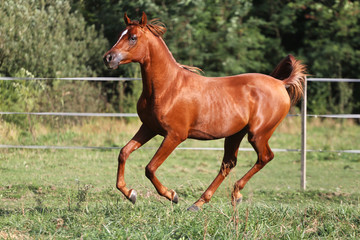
205 73 291 111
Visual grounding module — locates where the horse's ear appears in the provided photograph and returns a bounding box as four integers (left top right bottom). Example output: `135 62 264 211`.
140 12 147 27
124 13 131 25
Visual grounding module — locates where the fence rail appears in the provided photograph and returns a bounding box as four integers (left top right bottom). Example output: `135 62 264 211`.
0 112 138 117
1 111 359 119
1 76 359 82
307 78 360 82
0 77 141 81
1 144 359 153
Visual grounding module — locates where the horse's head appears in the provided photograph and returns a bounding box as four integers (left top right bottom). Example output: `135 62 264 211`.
103 12 164 69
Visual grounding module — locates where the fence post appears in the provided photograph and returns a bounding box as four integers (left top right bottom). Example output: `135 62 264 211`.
301 77 307 190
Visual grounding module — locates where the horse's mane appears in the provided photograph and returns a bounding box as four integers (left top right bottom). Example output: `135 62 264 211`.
130 18 202 75
146 19 167 37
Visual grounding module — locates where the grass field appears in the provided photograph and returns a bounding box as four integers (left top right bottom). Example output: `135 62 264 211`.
1 117 359 239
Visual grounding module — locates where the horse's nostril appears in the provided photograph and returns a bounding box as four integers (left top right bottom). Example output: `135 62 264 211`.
106 54 113 63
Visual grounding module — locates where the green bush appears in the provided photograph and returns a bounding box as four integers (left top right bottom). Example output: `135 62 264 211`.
0 0 110 127
0 0 107 78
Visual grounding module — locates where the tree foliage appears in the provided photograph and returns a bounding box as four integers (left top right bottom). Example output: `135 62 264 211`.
0 0 108 77
251 0 360 114
0 0 111 126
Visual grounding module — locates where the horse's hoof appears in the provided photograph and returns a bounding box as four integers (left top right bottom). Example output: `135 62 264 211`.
171 191 179 204
128 189 137 204
232 196 243 206
187 204 200 212
236 196 243 204
231 192 243 206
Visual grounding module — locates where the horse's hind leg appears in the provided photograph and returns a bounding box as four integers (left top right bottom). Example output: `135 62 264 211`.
188 130 247 211
231 131 274 205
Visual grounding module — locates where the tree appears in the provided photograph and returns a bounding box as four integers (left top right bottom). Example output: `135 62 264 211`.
157 0 283 76
0 0 109 126
0 0 108 78
252 0 360 114
298 0 360 114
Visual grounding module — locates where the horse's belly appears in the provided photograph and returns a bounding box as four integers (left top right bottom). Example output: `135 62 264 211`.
189 113 248 140
188 129 221 140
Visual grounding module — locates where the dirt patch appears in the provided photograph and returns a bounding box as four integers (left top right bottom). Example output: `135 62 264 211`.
318 192 350 200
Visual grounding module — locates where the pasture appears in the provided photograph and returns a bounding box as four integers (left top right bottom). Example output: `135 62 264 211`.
0 118 359 239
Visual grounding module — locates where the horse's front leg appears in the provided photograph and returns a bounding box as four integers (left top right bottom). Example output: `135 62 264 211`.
145 135 182 203
117 124 156 204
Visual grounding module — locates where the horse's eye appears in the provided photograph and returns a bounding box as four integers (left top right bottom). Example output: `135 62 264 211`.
129 35 137 44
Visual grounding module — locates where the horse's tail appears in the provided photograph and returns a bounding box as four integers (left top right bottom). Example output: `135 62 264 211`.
270 55 307 105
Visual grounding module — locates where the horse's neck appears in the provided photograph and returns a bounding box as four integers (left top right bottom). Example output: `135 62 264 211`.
140 37 182 98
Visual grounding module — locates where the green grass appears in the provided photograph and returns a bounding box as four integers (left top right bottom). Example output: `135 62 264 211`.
1 118 360 239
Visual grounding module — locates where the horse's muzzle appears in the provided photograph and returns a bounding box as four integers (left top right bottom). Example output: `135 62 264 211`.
103 52 121 69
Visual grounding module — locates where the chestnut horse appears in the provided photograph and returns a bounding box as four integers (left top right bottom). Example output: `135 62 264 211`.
103 12 306 211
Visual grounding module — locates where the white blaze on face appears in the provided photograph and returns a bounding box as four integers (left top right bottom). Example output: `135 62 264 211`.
112 29 128 48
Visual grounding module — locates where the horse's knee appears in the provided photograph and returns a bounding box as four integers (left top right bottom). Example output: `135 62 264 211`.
256 151 274 170
145 164 155 179
261 150 274 164
119 147 130 163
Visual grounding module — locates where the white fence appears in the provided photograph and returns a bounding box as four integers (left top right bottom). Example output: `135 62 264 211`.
1 76 360 190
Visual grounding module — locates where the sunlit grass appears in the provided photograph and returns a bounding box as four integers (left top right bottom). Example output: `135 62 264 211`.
1 118 360 238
